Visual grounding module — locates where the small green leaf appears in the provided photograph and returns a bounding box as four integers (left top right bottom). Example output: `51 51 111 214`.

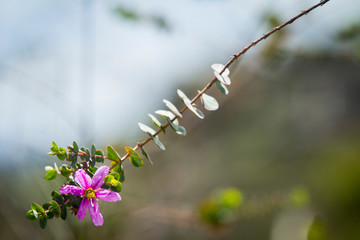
73 141 79 152
104 175 114 186
110 179 122 192
148 113 165 133
211 63 231 85
177 89 204 119
60 205 67 220
45 169 58 181
91 144 96 155
163 99 182 118
79 147 86 161
215 80 229 95
56 147 67 161
155 110 179 125
51 191 64 205
51 141 59 152
26 210 38 221
85 148 91 162
95 149 104 163
141 146 153 165
39 214 47 229
153 136 166 150
166 117 186 136
110 172 120 181
47 211 55 219
106 145 121 161
138 122 157 136
42 203 51 210
59 165 72 178
111 162 125 182
50 200 61 217
200 92 219 111
125 147 143 167
31 203 45 214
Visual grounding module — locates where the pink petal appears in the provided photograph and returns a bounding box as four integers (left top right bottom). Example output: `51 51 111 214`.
88 199 104 226
96 189 121 202
91 166 109 189
60 185 84 196
78 198 89 221
75 169 92 188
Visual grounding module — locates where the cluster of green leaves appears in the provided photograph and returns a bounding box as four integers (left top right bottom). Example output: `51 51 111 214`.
26 191 74 229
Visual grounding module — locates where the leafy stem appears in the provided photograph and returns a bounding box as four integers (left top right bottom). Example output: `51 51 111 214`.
111 0 330 169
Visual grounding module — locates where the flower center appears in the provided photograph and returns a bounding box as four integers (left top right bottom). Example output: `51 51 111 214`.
84 188 96 199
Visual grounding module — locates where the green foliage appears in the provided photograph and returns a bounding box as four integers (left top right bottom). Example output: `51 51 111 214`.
200 92 219 111
45 169 58 181
163 99 182 118
26 210 38 221
141 146 153 165
166 117 186 136
215 80 229 95
106 145 121 161
125 147 143 167
111 161 125 182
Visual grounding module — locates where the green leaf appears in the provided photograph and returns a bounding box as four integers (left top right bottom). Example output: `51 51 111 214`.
141 146 153 165
39 214 47 229
104 175 115 186
110 172 120 181
215 80 229 95
166 117 186 136
211 63 231 85
60 205 67 220
138 122 157 136
125 147 143 167
45 169 58 181
111 162 125 182
95 149 104 163
59 165 72 178
73 141 79 152
200 92 219 111
91 144 96 155
85 148 91 162
46 211 55 219
177 89 204 119
51 191 64 205
79 147 86 161
155 110 179 125
110 179 122 192
50 200 61 217
106 145 121 161
42 203 51 210
56 147 67 161
31 202 45 214
163 99 182 118
51 141 59 152
26 209 38 221
153 136 166 150
148 113 165 133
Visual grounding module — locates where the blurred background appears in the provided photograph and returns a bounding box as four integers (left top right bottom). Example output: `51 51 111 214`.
1 0 360 239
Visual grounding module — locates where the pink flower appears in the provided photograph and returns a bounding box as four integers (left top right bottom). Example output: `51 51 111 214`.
60 166 121 226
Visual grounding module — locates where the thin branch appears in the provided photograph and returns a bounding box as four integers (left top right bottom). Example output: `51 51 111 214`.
114 0 330 166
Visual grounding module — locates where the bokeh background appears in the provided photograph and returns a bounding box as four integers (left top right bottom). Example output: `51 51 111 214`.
1 0 360 239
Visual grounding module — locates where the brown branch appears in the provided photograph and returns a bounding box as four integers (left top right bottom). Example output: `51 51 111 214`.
113 0 330 167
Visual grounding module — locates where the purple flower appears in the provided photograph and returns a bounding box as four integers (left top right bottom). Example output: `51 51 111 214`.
60 166 121 226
